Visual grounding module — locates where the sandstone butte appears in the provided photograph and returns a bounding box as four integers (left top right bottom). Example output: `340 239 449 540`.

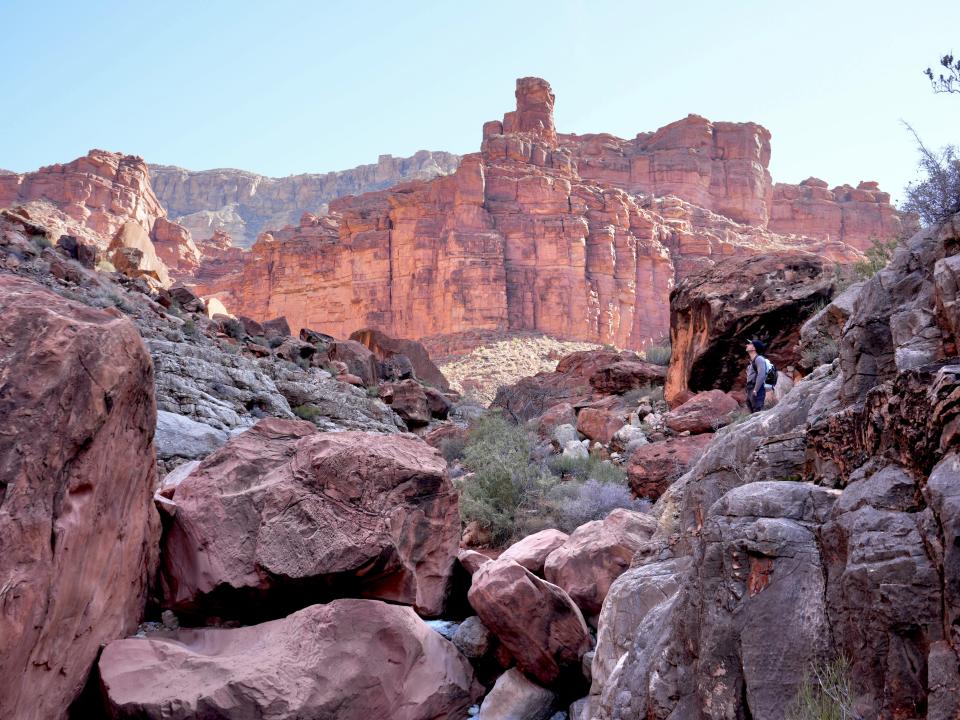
186 77 907 355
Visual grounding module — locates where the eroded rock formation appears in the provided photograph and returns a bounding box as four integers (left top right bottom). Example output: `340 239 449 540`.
149 151 461 248
188 77 895 354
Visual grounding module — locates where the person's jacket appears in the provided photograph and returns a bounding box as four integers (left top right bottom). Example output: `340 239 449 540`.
746 355 769 394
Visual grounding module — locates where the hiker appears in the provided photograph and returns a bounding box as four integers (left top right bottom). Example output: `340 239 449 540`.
745 339 774 413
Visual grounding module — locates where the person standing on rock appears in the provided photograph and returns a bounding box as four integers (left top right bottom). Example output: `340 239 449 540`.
745 339 771 412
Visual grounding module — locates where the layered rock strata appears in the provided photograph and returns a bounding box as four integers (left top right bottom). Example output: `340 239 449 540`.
189 77 895 352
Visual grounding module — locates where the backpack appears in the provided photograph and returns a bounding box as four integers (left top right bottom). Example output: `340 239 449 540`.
761 356 778 387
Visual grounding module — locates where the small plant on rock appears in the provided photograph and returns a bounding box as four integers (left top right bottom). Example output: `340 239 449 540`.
641 338 672 366
787 656 861 720
292 404 322 421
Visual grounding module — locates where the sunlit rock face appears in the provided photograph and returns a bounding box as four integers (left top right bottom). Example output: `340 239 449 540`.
188 77 894 353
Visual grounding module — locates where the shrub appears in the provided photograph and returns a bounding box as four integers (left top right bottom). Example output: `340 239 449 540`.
248 335 270 347
622 384 665 407
455 413 557 545
546 453 626 484
853 236 899 280
439 436 467 463
366 385 380 398
902 124 960 226
95 260 116 273
642 340 672 366
801 336 839 369
292 404 321 421
787 656 861 720
546 479 650 533
182 318 198 336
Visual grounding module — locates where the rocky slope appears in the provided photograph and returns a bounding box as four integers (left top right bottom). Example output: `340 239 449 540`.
149 150 461 248
188 77 903 354
583 214 960 719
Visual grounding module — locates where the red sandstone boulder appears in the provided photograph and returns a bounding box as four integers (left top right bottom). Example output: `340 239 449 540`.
0 275 159 720
664 389 741 434
381 379 432 427
577 407 626 445
589 361 666 394
499 529 569 575
458 549 493 575
468 558 592 685
326 339 378 386
160 420 461 619
350 328 450 390
543 509 658 618
99 600 482 720
537 401 578 439
627 434 714 499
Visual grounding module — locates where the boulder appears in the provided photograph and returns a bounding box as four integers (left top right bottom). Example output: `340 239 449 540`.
453 615 493 659
576 407 625 445
537 402 578 439
424 385 453 418
543 509 658 617
261 316 291 340
154 410 230 461
589 361 666 394
663 389 740 434
664 252 835 405
326 339 378 386
478 668 556 720
468 558 592 686
500 529 569 575
0 275 159 720
381 379 432 427
160 419 461 620
350 328 450 390
626 434 714 499
458 548 493 575
99 600 482 720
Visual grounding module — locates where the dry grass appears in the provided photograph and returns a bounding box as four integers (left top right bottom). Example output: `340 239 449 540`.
440 333 601 405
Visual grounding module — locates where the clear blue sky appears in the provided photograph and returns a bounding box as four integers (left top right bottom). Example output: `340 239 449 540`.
2 0 957 204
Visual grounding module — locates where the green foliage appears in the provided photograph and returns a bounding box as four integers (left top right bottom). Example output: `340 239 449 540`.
787 656 861 720
853 236 899 280
31 234 52 251
366 385 380 398
622 383 665 407
801 335 839 369
292 404 322 421
546 453 626 484
642 339 672 366
455 413 556 546
182 319 197 336
439 435 467 463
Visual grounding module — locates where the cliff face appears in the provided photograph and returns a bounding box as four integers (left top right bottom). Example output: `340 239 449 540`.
191 78 885 351
149 151 461 249
0 150 199 281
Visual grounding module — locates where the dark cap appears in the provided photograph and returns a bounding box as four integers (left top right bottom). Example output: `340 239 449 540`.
748 338 767 354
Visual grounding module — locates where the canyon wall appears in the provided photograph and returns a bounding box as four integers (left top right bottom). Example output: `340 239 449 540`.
149 151 461 248
192 77 894 351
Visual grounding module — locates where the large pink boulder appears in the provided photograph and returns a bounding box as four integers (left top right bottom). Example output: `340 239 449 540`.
99 599 482 719
499 529 569 575
626 434 715 499
543 509 658 618
160 419 461 619
468 558 592 685
664 389 740 434
576 407 626 445
0 275 159 720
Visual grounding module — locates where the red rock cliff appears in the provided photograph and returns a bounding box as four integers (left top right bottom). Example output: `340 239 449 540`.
189 78 898 350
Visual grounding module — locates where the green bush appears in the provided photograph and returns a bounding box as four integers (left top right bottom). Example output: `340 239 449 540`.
546 453 626 484
642 340 672 366
787 656 860 720
623 384 665 407
292 404 322 421
439 436 467 463
852 236 899 280
801 336 839 369
455 413 557 546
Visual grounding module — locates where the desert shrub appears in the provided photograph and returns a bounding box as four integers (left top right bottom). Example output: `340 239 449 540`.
787 656 861 720
642 339 672 366
853 236 899 280
546 453 626 484
801 336 839 369
365 385 380 398
182 318 197 336
439 436 467 463
292 404 321 421
545 479 650 532
221 317 245 340
455 413 556 545
31 234 52 251
622 384 665 408
268 336 286 349
902 125 960 226
95 260 116 273
295 357 311 371
248 335 270 347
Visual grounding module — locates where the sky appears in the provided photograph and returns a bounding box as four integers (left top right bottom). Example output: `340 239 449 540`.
2 0 958 205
